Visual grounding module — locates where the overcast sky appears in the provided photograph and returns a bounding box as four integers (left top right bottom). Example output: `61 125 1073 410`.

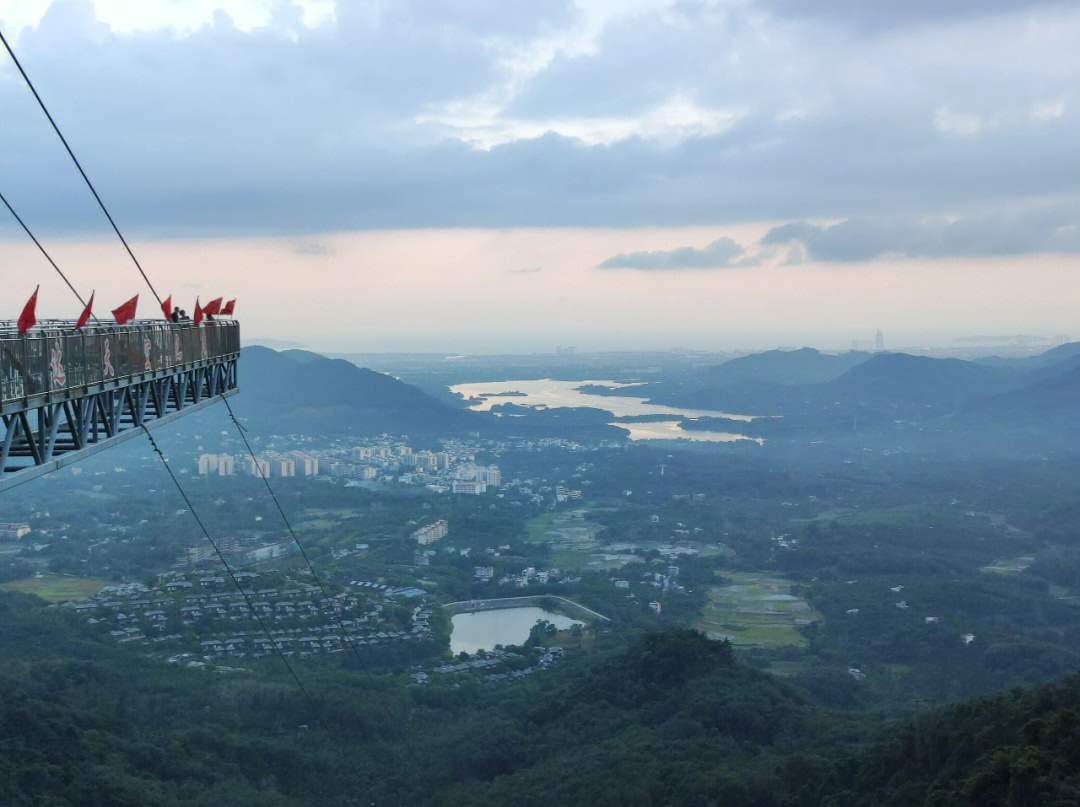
2 1 1078 352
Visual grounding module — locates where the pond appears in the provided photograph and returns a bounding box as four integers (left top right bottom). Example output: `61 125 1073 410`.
449 606 582 654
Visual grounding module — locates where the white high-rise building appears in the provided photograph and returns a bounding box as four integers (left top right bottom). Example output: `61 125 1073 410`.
272 459 295 477
289 452 319 476
199 454 235 476
248 457 270 478
477 466 501 486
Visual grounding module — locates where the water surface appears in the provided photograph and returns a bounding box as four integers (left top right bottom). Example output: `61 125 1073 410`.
450 606 582 654
450 378 758 442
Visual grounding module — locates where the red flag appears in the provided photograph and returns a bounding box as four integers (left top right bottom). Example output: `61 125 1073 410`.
112 294 138 325
75 292 94 330
17 286 39 334
203 297 222 317
193 297 203 325
221 299 235 316
160 294 173 321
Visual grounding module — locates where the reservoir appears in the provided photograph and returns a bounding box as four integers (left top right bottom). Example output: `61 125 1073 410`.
450 606 582 654
449 378 758 442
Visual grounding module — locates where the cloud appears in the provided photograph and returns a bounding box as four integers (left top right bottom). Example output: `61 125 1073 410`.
597 237 759 269
294 242 335 256
0 0 1077 242
759 0 1077 31
934 106 988 136
761 209 1080 261
511 266 544 274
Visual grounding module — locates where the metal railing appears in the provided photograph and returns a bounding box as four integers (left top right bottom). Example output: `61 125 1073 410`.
1 320 239 409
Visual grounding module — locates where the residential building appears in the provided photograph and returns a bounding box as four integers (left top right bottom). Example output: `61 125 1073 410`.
0 522 30 540
247 456 270 478
287 451 319 476
197 454 234 475
413 520 448 545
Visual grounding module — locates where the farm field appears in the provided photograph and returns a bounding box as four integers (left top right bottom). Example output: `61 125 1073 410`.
524 508 606 570
699 571 819 648
1 574 112 602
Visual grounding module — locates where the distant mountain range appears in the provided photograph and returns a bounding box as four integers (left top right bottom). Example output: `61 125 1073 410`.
824 352 1016 410
975 341 1080 371
230 344 1080 446
702 347 873 386
234 346 482 435
652 345 1080 445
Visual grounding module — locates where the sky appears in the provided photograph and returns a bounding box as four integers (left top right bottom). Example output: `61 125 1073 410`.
1 0 1078 352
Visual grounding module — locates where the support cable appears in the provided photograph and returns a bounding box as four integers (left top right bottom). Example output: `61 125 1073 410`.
142 425 379 807
221 396 421 766
1 189 101 323
1 27 163 306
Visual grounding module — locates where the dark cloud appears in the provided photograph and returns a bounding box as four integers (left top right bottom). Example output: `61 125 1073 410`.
762 209 1080 261
597 237 754 269
0 0 1077 243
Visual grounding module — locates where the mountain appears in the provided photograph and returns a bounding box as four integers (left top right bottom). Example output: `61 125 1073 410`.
7 601 1080 807
960 364 1080 433
704 348 873 386
976 341 1080 371
825 353 1017 411
838 673 1080 805
661 352 1019 418
236 346 483 434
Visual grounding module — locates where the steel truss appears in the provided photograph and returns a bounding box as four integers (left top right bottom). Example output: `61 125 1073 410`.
0 354 238 492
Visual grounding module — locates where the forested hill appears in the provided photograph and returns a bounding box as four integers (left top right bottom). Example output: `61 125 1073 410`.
6 592 1080 807
652 345 1080 449
236 346 483 435
701 347 873 386
824 352 1016 410
822 674 1080 805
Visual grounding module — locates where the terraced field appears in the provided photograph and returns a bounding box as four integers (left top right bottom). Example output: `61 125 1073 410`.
699 572 819 648
524 508 606 570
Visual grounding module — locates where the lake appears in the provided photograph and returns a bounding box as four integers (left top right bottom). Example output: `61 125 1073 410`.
450 606 582 654
449 378 758 442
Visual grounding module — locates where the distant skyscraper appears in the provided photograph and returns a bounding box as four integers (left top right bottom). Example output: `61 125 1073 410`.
875 329 884 351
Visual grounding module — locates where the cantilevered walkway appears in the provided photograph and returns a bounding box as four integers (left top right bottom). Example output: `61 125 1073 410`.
1 320 239 491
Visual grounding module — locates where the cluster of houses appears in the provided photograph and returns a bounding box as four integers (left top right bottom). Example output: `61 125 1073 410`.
494 566 574 588
65 572 434 663
412 645 566 686
487 646 566 682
